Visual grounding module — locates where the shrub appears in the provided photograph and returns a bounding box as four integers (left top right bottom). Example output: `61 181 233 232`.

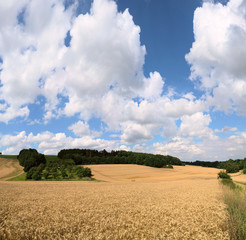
42 169 50 179
83 167 92 177
32 171 42 180
218 171 231 180
75 166 92 178
26 167 37 179
76 167 85 179
243 168 246 174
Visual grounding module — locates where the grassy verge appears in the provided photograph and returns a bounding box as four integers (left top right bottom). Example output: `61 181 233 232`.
221 179 246 239
8 173 26 181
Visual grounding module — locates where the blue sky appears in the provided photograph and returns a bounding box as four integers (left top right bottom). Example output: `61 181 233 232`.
0 0 246 161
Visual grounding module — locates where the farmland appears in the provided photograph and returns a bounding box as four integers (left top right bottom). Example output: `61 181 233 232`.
0 158 24 180
86 164 221 182
0 163 230 239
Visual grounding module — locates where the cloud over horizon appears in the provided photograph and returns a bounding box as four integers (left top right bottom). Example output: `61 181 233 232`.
0 0 246 161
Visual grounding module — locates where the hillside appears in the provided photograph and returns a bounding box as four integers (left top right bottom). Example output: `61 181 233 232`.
0 158 24 180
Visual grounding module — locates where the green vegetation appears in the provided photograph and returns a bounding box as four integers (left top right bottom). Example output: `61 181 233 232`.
18 149 46 172
243 168 246 174
45 155 59 161
8 173 26 181
17 149 92 181
218 171 231 180
220 179 246 240
58 149 182 168
185 157 246 173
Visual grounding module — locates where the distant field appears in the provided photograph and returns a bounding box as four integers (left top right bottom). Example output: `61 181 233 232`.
0 158 24 180
231 170 246 183
0 165 229 239
86 164 221 182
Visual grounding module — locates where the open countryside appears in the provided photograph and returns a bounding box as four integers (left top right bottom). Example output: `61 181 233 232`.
0 157 230 240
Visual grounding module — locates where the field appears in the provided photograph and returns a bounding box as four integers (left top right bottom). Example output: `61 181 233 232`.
0 164 230 239
0 158 24 180
230 171 246 183
86 164 221 182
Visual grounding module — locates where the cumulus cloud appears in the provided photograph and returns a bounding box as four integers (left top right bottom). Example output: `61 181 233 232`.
0 131 117 155
121 122 153 145
154 137 205 161
153 130 246 162
179 112 217 140
0 0 74 122
68 120 101 137
186 0 246 114
1 0 246 161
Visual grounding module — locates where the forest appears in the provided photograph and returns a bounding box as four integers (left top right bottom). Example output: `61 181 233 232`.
57 149 183 168
184 158 246 173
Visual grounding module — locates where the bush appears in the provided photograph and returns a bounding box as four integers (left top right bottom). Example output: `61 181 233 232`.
32 171 42 180
84 167 92 177
76 166 92 178
218 171 231 180
26 167 37 179
42 169 49 179
243 168 246 174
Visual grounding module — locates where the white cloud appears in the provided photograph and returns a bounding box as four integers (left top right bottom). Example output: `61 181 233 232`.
186 0 246 114
121 122 153 145
215 126 238 133
179 112 216 140
68 120 101 137
154 137 205 161
0 0 74 122
0 131 117 155
138 72 164 100
1 0 246 162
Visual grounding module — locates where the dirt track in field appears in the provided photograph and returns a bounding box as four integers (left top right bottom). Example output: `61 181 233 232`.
0 158 24 180
86 164 221 182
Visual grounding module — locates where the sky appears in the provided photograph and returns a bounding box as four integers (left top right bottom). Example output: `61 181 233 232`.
0 0 246 161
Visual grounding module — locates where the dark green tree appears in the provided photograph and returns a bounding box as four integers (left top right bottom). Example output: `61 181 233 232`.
18 149 46 172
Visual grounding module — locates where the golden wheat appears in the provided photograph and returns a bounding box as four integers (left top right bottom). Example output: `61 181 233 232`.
86 164 221 182
0 167 229 240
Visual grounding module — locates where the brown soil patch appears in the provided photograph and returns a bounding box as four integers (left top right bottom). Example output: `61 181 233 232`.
0 158 24 180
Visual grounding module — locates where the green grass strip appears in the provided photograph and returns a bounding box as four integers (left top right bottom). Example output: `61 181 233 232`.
8 173 26 181
221 179 246 240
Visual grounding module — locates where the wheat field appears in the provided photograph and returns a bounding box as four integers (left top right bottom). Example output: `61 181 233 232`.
231 171 246 183
86 164 221 182
0 165 229 240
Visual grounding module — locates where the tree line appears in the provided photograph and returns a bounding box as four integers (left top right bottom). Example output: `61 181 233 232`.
57 149 183 168
184 158 246 173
